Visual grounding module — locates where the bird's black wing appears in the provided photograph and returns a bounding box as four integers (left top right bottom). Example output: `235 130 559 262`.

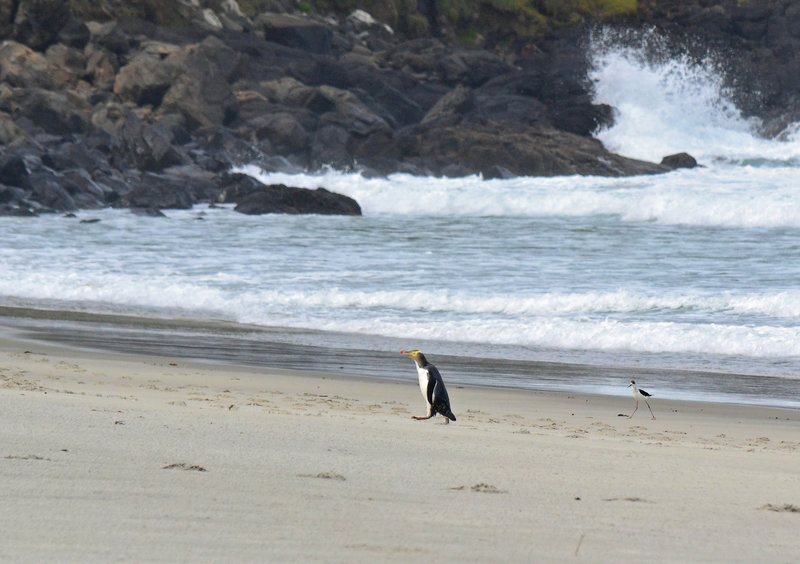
639 388 652 397
427 365 455 420
425 365 440 405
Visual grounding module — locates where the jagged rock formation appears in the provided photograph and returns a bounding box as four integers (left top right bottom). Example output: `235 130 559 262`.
1 0 796 215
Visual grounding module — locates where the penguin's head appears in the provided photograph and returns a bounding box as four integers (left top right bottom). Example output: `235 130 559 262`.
401 350 427 366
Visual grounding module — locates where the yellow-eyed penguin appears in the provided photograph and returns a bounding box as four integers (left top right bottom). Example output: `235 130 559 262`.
401 350 456 423
627 379 656 420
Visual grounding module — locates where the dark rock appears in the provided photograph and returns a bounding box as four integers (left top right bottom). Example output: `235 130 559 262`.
193 128 273 171
22 89 90 135
0 184 25 204
58 17 90 49
0 155 30 188
234 183 362 215
421 85 474 125
310 124 353 170
162 165 222 202
0 41 54 89
0 112 27 146
92 170 131 204
219 172 361 215
218 172 269 203
44 44 87 88
42 152 76 171
157 36 241 131
85 45 119 91
112 116 187 172
113 46 176 107
123 172 196 210
59 169 107 208
90 22 132 55
400 122 668 177
255 13 334 54
249 112 310 154
42 140 111 175
661 152 699 170
28 170 76 212
438 49 512 87
12 0 72 51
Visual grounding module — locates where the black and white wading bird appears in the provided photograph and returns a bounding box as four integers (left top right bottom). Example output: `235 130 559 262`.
401 350 456 424
627 380 656 420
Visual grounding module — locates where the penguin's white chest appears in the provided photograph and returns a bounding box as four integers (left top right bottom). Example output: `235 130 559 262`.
416 366 430 404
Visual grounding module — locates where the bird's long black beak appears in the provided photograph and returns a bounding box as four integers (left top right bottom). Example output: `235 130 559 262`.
627 383 632 387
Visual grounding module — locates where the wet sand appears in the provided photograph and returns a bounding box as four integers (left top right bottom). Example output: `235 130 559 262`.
1 323 799 562
2 306 798 408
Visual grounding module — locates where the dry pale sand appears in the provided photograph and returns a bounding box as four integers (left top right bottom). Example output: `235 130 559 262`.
1 333 799 563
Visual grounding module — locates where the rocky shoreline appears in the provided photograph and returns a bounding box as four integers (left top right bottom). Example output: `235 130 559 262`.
0 0 797 216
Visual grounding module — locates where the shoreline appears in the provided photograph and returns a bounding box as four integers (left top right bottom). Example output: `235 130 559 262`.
2 305 799 410
1 321 799 561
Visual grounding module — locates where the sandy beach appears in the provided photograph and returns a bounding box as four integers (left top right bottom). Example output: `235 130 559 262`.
2 329 799 563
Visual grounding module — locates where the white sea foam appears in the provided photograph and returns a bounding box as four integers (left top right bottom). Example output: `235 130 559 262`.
589 31 800 165
5 261 800 360
237 165 800 228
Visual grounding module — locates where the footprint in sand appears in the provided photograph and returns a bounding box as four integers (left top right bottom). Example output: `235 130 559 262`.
759 503 800 513
603 496 653 503
300 472 346 481
163 463 207 472
450 483 507 494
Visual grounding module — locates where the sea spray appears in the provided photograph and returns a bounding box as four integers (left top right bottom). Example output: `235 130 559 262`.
589 29 800 165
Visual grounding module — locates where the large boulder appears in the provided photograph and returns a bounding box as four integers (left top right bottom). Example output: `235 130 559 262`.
113 42 179 106
122 172 196 210
0 111 27 145
220 173 361 215
438 49 512 87
57 17 90 49
254 13 334 54
421 85 474 125
27 170 76 212
0 154 30 187
0 41 54 89
156 36 241 130
21 88 90 135
661 152 698 170
235 184 362 215
44 44 87 88
399 122 669 177
111 115 187 172
84 45 119 91
10 0 71 50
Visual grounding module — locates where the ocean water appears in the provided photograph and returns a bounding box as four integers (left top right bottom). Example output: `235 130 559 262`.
2 38 800 407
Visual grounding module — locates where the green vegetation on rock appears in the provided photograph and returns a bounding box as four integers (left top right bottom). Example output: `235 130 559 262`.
66 0 637 49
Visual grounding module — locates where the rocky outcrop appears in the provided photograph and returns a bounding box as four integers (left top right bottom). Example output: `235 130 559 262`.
633 0 800 135
219 173 362 215
1 0 796 215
